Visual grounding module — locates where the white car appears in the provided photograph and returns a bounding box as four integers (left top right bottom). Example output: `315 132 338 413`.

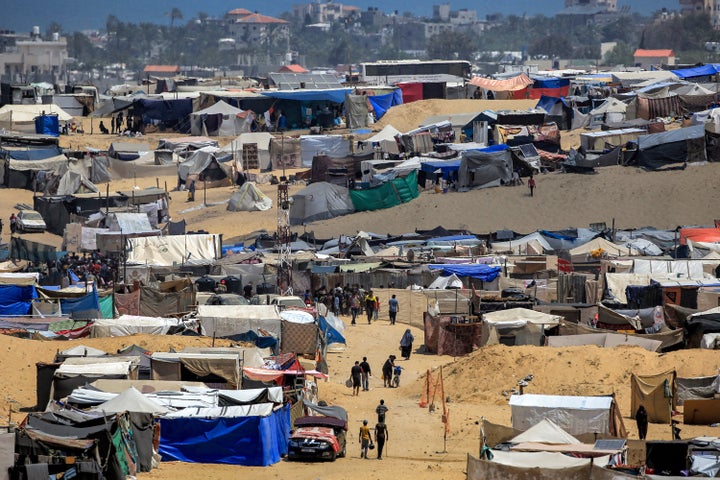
16 210 47 233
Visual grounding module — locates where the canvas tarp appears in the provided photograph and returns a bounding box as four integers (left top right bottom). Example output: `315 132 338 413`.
630 370 676 423
466 454 637 480
127 234 220 266
190 100 248 137
221 132 273 171
158 403 290 466
676 375 718 406
177 147 233 184
509 394 624 436
423 313 482 356
150 352 242 387
481 419 619 448
349 170 419 212
469 74 533 92
227 182 272 211
197 304 282 338
547 332 662 351
635 124 706 169
569 237 631 258
492 232 554 254
345 93 369 129
91 386 170 414
90 315 182 337
139 286 195 317
558 322 683 351
268 136 303 169
289 182 354 225
457 146 513 189
300 135 350 167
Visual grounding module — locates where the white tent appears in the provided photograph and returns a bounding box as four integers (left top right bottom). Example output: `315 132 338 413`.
0 103 73 133
509 394 614 435
289 182 354 225
221 132 274 170
569 237 631 259
427 273 464 289
91 315 182 337
509 418 581 445
197 304 282 338
361 125 402 154
491 232 553 255
91 386 171 415
483 308 562 327
190 100 249 137
227 182 273 212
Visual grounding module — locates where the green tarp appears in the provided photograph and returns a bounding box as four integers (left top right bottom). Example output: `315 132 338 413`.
350 171 418 212
99 295 114 319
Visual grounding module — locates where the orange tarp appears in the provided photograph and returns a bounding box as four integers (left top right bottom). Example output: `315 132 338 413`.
679 227 720 245
469 74 534 92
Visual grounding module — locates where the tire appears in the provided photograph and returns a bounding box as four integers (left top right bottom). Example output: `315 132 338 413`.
339 445 346 458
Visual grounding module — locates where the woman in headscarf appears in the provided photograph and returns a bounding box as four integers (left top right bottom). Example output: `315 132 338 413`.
399 329 414 360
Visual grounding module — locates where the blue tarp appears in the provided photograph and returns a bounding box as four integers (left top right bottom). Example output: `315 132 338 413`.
0 285 37 316
133 98 193 122
367 89 403 120
531 76 571 89
536 95 568 112
311 265 338 274
0 146 63 160
540 230 577 241
222 330 278 352
35 114 60 137
261 88 353 104
59 289 100 317
671 64 720 79
159 404 291 466
420 159 461 180
427 264 502 282
318 315 346 346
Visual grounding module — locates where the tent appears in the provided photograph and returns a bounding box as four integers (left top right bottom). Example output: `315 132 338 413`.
190 100 249 137
289 182 354 225
126 234 221 267
509 393 627 437
220 132 274 170
630 370 676 423
580 128 647 151
54 170 99 196
427 273 464 289
197 304 283 339
423 312 482 356
90 315 183 337
51 357 140 401
465 453 635 480
280 310 318 355
149 351 243 388
108 142 151 161
91 386 170 415
350 170 419 212
569 237 631 261
0 104 73 133
360 125 402 154
300 135 351 167
491 232 554 255
177 146 234 187
634 124 706 170
589 98 628 126
687 307 720 348
457 145 513 190
481 308 562 347
227 182 272 212
158 403 291 466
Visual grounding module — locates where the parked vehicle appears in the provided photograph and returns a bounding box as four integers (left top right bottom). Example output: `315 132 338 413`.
288 415 347 462
16 210 46 233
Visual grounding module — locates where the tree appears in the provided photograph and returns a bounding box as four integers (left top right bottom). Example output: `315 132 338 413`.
168 8 183 28
528 34 573 58
602 41 634 66
426 31 478 61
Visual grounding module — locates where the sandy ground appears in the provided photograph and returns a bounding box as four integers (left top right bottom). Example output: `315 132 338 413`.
1 100 719 479
2 317 720 480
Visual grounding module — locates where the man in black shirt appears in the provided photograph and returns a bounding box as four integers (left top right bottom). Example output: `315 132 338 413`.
359 357 372 391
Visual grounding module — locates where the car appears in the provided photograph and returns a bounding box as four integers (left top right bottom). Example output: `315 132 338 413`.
268 295 318 318
15 210 46 233
287 415 347 462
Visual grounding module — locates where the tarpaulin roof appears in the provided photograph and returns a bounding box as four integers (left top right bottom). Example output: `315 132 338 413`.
427 263 502 282
671 64 720 79
638 124 705 150
469 73 533 92
531 76 571 89
0 103 73 122
261 88 353 103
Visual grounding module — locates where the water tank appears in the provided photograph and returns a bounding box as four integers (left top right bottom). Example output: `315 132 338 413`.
220 276 242 294
52 32 59 41
32 26 40 36
195 275 216 292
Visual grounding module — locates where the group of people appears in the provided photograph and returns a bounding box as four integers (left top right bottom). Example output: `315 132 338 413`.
57 251 118 287
358 400 391 459
312 284 402 327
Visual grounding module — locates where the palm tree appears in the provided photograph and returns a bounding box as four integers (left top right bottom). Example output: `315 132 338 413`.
168 8 183 28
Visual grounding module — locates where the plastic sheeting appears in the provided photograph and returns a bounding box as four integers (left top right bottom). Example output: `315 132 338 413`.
630 370 676 423
0 284 36 316
197 304 282 338
159 403 290 466
127 234 220 266
91 315 181 337
349 170 419 212
457 145 512 189
289 182 354 225
428 263 502 282
300 135 351 167
227 182 272 211
509 394 614 435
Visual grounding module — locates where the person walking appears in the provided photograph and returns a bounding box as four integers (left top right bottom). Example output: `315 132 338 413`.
376 399 388 423
351 361 363 396
359 420 372 459
382 355 395 387
388 294 399 325
374 421 389 460
9 214 16 234
400 329 414 360
528 175 536 197
364 290 377 324
636 405 649 440
374 295 380 321
187 180 196 202
360 357 372 391
350 291 360 325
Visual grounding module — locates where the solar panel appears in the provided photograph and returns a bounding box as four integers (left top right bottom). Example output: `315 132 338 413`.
594 439 626 450
518 143 539 158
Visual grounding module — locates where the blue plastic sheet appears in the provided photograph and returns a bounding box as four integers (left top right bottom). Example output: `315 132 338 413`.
0 285 37 316
427 264 502 282
318 315 346 346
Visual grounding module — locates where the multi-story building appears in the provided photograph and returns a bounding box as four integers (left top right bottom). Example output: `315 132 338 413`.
563 0 616 12
292 1 360 24
0 28 67 83
226 12 290 50
679 0 720 28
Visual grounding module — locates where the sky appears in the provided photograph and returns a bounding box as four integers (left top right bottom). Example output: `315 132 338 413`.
0 0 679 33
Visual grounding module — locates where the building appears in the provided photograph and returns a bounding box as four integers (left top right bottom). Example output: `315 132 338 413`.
564 0 616 12
291 1 360 24
227 12 290 49
143 65 180 78
679 0 720 29
633 49 675 68
0 28 67 83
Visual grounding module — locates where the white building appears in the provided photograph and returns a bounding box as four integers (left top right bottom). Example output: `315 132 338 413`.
0 32 68 83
